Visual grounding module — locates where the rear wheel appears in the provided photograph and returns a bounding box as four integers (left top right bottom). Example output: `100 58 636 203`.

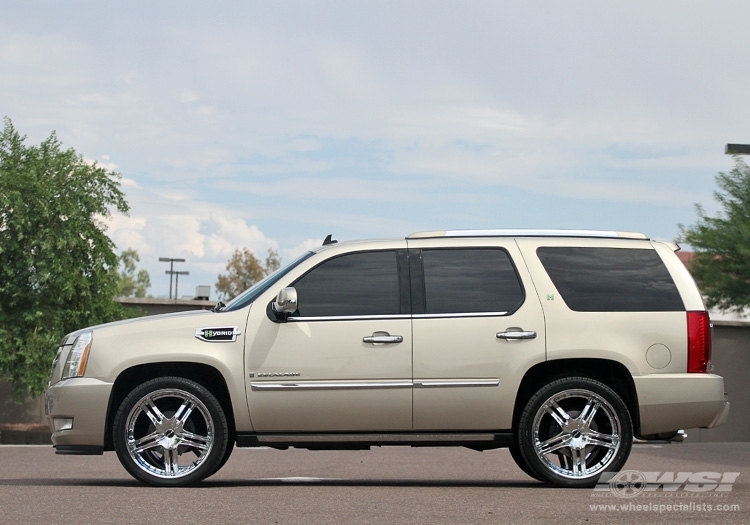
517 377 632 488
113 377 228 486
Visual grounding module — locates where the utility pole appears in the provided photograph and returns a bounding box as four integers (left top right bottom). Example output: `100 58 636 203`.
159 257 186 299
174 270 189 299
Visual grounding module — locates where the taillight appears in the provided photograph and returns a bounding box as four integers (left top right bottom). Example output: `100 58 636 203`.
687 311 712 373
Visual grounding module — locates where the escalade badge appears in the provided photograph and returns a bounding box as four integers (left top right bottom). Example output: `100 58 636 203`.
195 326 242 343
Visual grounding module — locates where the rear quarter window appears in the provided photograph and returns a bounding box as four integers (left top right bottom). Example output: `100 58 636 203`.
536 247 684 312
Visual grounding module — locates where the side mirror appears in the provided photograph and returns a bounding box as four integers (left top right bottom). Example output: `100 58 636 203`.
272 287 298 317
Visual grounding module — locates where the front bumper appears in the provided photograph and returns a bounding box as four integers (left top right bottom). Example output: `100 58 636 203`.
634 373 729 435
45 377 113 453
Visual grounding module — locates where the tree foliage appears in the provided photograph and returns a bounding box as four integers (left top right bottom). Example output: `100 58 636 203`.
0 118 135 397
216 247 281 301
117 248 151 298
679 157 750 312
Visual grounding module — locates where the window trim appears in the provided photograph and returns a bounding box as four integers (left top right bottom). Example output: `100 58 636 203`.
288 314 411 322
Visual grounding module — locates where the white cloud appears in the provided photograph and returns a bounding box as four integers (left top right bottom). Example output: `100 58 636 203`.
179 90 199 104
204 215 276 259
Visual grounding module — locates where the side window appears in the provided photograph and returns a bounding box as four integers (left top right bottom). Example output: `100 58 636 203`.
293 251 401 317
421 248 524 315
536 247 684 312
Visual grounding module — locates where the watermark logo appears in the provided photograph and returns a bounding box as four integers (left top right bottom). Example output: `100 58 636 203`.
594 471 740 499
608 470 648 498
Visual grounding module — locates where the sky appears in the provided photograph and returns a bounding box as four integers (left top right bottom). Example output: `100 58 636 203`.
2 1 749 300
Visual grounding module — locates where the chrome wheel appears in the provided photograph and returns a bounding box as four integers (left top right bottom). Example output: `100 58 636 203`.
518 377 632 488
125 388 214 479
532 389 620 478
114 377 228 486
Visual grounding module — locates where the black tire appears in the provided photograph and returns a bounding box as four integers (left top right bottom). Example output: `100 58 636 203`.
509 441 543 481
113 377 229 487
517 377 633 488
211 433 235 475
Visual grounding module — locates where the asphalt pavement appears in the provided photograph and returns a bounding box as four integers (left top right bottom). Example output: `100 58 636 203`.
0 442 747 524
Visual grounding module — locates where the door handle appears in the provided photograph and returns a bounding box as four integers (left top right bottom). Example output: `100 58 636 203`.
496 330 537 340
363 334 404 344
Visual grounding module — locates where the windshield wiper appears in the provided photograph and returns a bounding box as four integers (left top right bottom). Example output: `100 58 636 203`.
211 301 226 312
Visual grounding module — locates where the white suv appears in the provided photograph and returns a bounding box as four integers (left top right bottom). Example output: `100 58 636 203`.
45 229 729 487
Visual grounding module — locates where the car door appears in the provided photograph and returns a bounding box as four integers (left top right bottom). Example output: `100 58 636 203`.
408 237 547 430
244 245 413 432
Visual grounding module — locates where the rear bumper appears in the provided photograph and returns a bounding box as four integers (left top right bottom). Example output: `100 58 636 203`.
45 377 113 450
634 373 729 435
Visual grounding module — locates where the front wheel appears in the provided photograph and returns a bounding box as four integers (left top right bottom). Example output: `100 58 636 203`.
113 377 228 486
517 377 633 488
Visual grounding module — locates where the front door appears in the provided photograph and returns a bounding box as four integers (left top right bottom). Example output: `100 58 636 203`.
244 247 413 432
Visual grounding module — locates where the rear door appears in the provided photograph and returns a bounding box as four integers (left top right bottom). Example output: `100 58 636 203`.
408 237 547 430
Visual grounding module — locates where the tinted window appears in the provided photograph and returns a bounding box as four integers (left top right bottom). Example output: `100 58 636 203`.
421 249 524 314
537 247 684 312
293 251 401 317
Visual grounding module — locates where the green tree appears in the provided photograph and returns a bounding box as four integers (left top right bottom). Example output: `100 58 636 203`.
216 247 281 301
117 248 151 298
679 157 750 312
0 118 134 398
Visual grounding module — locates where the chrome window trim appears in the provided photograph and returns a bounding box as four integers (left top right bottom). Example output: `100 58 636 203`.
288 314 411 322
412 312 509 319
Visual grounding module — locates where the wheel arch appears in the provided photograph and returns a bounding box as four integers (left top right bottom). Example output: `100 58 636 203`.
104 362 236 451
512 358 640 436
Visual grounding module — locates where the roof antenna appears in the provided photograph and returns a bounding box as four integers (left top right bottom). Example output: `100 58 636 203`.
323 234 338 245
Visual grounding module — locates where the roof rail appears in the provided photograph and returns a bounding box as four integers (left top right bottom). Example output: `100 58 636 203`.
407 229 649 240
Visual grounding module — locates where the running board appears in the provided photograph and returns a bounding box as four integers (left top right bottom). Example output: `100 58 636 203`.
236 432 513 451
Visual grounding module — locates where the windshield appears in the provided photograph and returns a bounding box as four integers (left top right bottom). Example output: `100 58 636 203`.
222 251 315 312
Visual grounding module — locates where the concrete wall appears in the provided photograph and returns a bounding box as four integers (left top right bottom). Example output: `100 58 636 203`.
115 297 216 316
684 322 750 443
2 316 748 442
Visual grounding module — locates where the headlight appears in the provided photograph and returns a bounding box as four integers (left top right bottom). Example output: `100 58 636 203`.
61 331 92 379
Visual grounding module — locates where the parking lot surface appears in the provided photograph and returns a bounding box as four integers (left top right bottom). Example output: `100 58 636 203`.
0 442 747 524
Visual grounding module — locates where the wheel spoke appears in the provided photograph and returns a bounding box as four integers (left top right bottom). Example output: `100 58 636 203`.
174 399 196 425
142 398 166 426
586 429 619 449
570 446 586 476
538 432 572 455
579 398 600 428
546 400 570 427
179 431 211 451
162 446 181 476
134 431 162 452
